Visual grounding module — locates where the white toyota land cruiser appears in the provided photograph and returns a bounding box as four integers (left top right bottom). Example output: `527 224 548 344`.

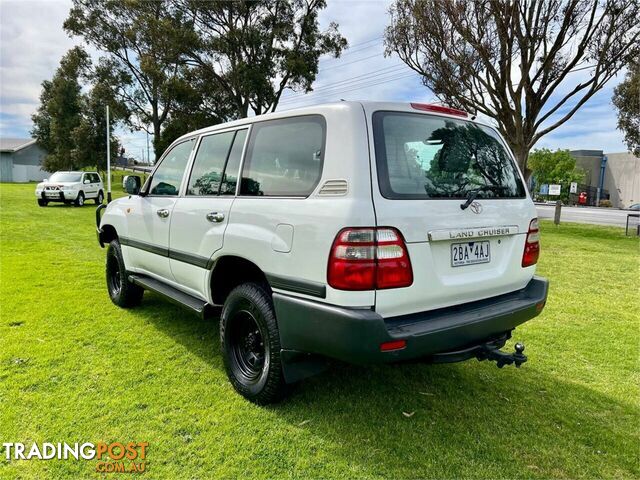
36 171 104 207
96 101 548 404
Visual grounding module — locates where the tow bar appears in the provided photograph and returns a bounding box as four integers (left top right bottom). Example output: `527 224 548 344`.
427 334 528 367
476 342 527 368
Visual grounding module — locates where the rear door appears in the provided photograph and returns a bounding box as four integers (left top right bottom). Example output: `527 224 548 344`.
82 173 97 198
366 106 537 318
169 128 249 299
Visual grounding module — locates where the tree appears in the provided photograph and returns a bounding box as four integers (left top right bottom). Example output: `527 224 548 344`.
178 0 347 118
31 47 88 171
64 0 191 155
612 60 640 156
71 77 124 172
385 0 640 177
155 67 233 154
528 148 584 201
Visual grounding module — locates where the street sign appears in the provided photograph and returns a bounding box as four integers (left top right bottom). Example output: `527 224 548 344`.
540 184 549 195
549 184 562 196
570 182 578 194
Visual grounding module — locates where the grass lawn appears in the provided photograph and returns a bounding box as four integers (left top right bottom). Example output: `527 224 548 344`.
0 182 638 479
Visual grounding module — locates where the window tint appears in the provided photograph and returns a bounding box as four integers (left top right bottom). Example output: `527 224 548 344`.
373 112 525 199
221 129 247 195
91 173 100 183
240 116 325 196
149 139 194 196
187 132 235 196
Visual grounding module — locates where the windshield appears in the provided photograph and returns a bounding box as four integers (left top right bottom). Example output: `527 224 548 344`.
49 172 82 183
372 112 526 199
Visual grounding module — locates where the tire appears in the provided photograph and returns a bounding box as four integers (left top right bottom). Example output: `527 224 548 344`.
37 199 48 207
220 283 288 404
95 190 104 205
74 192 85 207
106 240 144 308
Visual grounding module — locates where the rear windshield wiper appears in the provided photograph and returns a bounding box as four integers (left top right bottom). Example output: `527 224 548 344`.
460 190 479 210
460 185 508 210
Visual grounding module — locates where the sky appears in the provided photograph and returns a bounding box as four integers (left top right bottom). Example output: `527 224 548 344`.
0 0 630 163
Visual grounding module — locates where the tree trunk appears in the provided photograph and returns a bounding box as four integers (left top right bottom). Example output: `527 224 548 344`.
511 145 532 182
152 120 161 162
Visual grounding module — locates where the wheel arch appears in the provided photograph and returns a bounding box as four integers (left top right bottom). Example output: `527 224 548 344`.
210 255 271 305
99 224 119 247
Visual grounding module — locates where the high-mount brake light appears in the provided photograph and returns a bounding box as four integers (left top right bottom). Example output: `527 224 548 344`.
522 219 540 267
410 103 468 118
327 227 413 290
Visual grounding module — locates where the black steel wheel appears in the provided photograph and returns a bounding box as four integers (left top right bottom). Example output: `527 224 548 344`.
221 283 288 404
106 240 143 308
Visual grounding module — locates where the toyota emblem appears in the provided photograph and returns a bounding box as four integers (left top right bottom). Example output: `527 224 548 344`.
469 201 483 214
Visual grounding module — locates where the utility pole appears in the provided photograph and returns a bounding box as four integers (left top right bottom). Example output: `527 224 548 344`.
106 105 112 203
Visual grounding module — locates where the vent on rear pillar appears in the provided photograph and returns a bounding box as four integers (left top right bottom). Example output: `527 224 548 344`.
318 179 348 196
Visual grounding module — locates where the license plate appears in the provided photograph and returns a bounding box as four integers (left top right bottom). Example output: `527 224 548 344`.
451 241 490 267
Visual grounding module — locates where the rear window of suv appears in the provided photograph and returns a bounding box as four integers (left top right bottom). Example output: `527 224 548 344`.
372 112 526 199
240 115 325 197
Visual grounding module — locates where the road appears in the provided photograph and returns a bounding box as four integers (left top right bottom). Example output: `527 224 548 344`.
536 204 638 229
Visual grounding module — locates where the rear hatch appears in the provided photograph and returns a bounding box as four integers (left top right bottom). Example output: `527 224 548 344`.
366 105 538 318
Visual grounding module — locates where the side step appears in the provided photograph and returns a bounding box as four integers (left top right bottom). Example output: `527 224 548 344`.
129 274 210 317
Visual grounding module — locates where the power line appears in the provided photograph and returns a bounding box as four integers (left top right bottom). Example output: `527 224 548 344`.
320 38 384 63
275 62 597 110
279 65 407 102
277 72 418 110
321 52 385 71
319 35 383 60
279 68 415 105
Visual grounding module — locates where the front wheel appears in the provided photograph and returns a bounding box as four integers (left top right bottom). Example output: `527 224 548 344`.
74 192 85 207
95 190 104 205
106 240 144 308
37 199 48 207
220 283 288 404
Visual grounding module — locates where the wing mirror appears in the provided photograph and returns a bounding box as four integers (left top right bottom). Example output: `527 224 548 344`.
124 175 142 195
43 178 48 182
84 178 91 184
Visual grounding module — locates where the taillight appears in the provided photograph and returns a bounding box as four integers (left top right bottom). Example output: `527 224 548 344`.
327 227 413 290
410 102 468 117
522 219 540 267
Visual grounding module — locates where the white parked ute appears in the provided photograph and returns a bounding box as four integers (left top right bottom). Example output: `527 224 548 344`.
36 171 104 207
96 101 548 404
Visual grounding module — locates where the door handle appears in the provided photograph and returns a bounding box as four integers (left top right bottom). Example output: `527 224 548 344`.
156 209 170 218
206 211 225 223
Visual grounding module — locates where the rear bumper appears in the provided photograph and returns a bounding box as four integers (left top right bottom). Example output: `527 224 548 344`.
274 276 548 364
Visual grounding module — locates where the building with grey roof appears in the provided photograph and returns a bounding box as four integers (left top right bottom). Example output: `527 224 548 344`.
0 137 48 182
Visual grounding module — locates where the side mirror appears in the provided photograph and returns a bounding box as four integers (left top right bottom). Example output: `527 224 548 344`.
43 178 48 183
124 175 142 195
84 178 91 184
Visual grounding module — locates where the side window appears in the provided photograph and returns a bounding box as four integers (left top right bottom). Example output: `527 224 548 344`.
221 129 248 195
240 116 325 196
149 139 194 196
91 173 100 183
187 132 235 196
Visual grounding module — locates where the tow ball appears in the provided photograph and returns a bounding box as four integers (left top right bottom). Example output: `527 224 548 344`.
476 342 527 368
